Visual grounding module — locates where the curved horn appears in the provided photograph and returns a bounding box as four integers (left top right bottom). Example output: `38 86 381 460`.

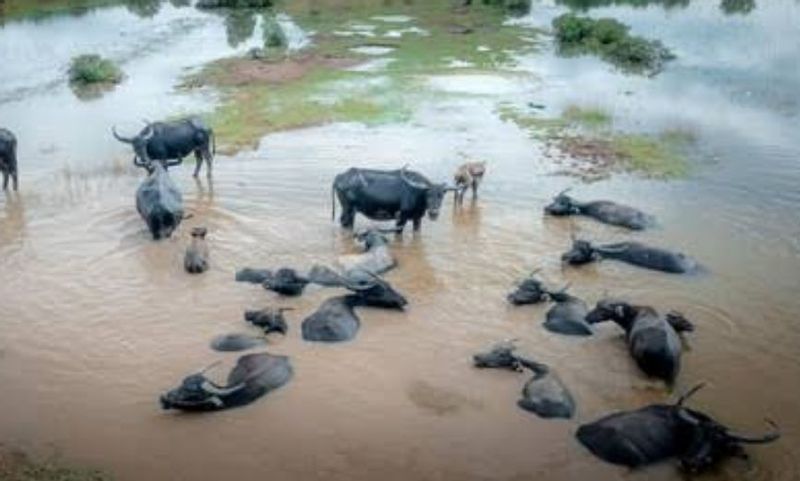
112 126 134 144
676 382 707 406
141 125 155 142
556 187 573 198
197 360 222 376
726 419 781 444
677 408 700 426
555 282 572 293
400 166 428 190
201 381 246 396
528 268 542 277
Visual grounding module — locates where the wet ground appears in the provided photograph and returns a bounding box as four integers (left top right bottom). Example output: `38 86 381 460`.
0 1 799 480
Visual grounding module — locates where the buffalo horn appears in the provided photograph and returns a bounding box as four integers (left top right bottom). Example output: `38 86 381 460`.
726 419 781 444
112 126 134 144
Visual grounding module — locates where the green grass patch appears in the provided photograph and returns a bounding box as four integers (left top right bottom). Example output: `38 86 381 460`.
552 12 674 74
0 0 120 22
0 448 110 481
612 133 689 177
68 54 122 86
562 104 611 128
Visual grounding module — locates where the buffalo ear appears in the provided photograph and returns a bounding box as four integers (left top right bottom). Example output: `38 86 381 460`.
614 305 626 318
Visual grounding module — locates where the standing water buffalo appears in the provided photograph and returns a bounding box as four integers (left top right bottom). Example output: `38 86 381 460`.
453 161 486 205
0 128 18 191
586 299 694 383
577 383 780 472
545 189 653 230
113 117 215 177
562 239 698 274
332 166 457 232
136 160 184 240
160 353 293 411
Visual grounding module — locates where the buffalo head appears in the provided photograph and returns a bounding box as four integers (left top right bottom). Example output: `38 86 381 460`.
400 166 457 220
561 239 599 265
160 362 244 411
585 298 634 326
545 189 579 216
347 270 408 309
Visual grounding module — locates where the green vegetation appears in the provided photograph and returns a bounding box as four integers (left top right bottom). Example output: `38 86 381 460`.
481 0 532 14
552 13 674 74
68 54 122 86
498 103 692 178
185 0 538 151
0 448 110 481
262 14 287 48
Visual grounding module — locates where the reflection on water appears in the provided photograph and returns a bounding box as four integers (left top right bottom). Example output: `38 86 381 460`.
556 0 759 15
0 1 799 481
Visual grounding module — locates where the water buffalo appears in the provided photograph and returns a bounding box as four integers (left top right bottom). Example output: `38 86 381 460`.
236 268 272 284
577 383 780 472
586 299 694 383
0 128 18 191
244 307 292 335
302 295 361 342
160 353 293 411
184 227 209 274
135 160 184 240
453 161 486 205
473 341 575 419
545 189 653 230
307 265 408 309
210 334 266 352
337 229 397 278
331 166 457 231
112 117 215 177
262 268 310 296
507 270 551 305
545 287 593 336
562 239 698 274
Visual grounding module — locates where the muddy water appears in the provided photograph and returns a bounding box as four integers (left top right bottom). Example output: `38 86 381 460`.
1 1 800 481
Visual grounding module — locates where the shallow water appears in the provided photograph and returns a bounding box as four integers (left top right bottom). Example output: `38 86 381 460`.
1 1 799 481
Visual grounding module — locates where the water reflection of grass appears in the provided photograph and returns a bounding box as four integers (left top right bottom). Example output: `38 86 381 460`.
187 0 538 152
498 103 692 179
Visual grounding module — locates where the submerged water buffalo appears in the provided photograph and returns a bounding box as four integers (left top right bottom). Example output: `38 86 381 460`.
210 334 266 352
244 307 292 335
160 353 293 411
308 265 408 309
507 270 551 305
545 287 593 336
453 161 486 205
184 227 209 274
577 383 780 472
545 189 653 230
473 341 575 419
337 229 397 278
562 239 698 274
586 299 694 383
332 166 457 231
262 268 310 296
113 117 215 177
0 128 18 191
136 160 184 240
236 268 272 284
302 295 361 342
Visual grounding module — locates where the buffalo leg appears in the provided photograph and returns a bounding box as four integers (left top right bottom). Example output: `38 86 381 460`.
11 171 17 191
193 150 203 177
412 217 422 231
340 208 355 229
471 181 478 199
396 216 409 233
2 171 7 190
203 148 213 179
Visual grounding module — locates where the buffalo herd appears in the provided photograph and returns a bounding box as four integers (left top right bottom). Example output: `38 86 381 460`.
0 119 778 475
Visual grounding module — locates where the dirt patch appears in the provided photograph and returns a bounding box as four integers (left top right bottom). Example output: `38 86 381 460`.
0 446 110 481
406 380 484 416
184 52 361 89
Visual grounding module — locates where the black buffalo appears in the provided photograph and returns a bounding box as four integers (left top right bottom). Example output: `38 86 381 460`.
209 334 266 352
0 128 18 191
135 160 184 240
332 166 456 232
586 299 694 383
160 353 293 411
562 239 698 274
113 117 215 177
544 287 593 336
545 189 653 230
577 383 780 472
507 270 551 305
244 307 292 335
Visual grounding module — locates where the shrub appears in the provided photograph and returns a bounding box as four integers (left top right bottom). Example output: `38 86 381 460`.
68 54 123 85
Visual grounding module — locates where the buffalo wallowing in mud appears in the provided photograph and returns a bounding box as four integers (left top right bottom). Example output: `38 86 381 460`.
135 159 184 240
332 166 458 232
545 189 653 230
586 299 694 383
473 340 575 419
244 307 292 335
113 117 215 177
577 383 780 472
337 229 397 279
160 353 293 411
562 239 699 274
0 128 18 191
